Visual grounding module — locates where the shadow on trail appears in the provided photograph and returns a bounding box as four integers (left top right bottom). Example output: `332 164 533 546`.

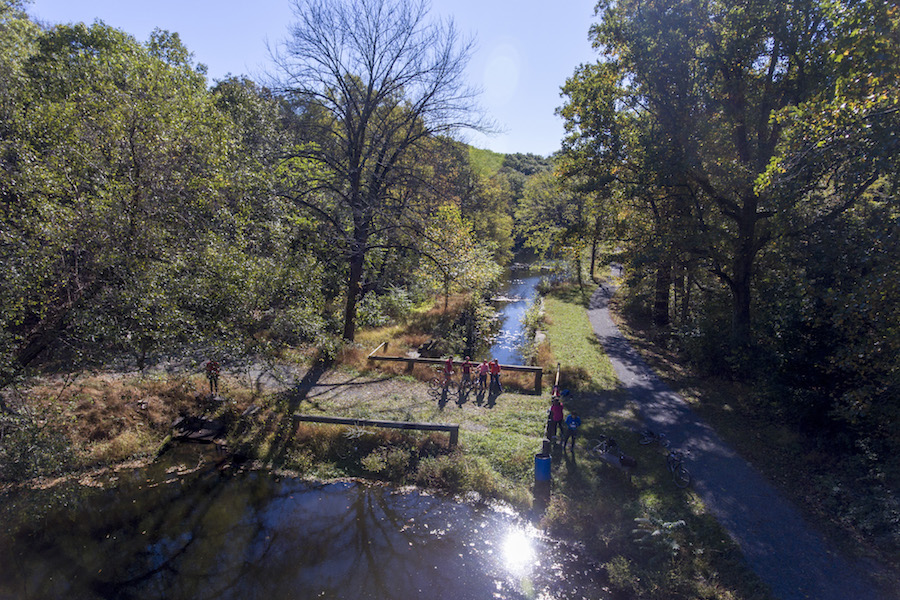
587 284 892 600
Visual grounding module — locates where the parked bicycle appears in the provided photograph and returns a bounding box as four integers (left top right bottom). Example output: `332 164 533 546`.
638 428 670 448
666 448 691 488
457 372 476 397
587 435 619 457
429 368 457 399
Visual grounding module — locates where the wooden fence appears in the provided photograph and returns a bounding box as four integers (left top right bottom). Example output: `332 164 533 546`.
366 342 545 393
292 413 459 448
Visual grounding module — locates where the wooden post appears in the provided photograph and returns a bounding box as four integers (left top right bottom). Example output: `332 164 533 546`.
553 362 561 393
367 342 387 359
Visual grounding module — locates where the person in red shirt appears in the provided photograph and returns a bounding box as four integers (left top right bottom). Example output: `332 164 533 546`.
460 356 473 385
443 356 454 384
205 359 220 395
489 358 502 392
547 396 564 441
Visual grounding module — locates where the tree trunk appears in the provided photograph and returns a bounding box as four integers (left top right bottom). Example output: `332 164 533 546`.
730 195 759 347
680 263 692 324
730 269 752 348
590 213 602 282
342 250 365 341
575 248 584 291
653 259 671 327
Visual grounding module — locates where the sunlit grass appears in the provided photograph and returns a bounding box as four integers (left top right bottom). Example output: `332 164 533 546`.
543 293 618 392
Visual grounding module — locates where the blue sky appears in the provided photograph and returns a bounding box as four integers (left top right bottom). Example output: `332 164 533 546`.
27 0 599 157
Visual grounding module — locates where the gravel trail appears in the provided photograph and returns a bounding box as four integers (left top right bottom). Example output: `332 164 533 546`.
588 284 891 600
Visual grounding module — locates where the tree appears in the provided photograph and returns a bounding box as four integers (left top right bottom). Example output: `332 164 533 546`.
565 0 837 348
273 0 487 341
2 22 235 372
516 170 596 289
415 204 500 311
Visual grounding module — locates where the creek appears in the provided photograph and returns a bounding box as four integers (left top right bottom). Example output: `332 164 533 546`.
487 265 544 366
0 445 608 600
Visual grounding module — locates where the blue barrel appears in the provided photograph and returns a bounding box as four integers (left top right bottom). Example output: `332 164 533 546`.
534 453 551 482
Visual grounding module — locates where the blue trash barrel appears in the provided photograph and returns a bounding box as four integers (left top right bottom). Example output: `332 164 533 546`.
534 453 551 482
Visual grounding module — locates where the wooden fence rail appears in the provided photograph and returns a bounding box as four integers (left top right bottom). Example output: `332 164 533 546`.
292 414 460 448
366 343 544 392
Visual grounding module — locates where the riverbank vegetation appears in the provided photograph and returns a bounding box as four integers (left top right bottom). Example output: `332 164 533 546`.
0 280 773 600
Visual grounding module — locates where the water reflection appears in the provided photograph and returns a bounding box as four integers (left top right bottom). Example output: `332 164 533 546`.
502 527 536 574
0 448 608 600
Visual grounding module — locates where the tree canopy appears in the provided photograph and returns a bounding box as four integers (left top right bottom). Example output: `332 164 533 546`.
558 0 899 436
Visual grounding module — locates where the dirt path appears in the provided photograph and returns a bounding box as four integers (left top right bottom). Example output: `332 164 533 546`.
588 284 890 600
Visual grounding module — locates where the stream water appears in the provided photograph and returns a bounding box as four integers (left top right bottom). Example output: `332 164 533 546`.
487 266 544 366
0 445 608 600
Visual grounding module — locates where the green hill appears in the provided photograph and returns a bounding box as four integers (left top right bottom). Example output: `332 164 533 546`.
467 146 505 177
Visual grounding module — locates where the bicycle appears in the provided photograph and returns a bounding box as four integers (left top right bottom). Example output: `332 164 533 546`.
428 369 457 399
587 435 619 457
665 448 691 488
457 373 475 396
638 429 670 448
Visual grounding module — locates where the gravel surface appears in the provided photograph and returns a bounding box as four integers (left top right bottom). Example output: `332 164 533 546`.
588 284 892 600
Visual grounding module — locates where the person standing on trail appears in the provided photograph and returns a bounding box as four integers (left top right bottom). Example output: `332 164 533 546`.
547 396 564 441
478 359 489 390
562 410 581 452
460 356 473 385
443 356 454 383
489 358 502 392
205 359 220 396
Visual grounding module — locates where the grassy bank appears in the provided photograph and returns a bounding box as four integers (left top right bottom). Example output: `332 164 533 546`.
535 284 773 600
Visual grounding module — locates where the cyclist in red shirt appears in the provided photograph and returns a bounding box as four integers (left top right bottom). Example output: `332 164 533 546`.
460 356 473 385
489 358 502 392
478 359 490 390
443 357 454 385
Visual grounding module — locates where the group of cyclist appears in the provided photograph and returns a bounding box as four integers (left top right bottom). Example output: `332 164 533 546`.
546 385 581 452
441 356 503 392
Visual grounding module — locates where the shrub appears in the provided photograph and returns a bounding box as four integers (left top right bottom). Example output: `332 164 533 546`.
0 408 77 481
361 446 412 481
413 453 499 495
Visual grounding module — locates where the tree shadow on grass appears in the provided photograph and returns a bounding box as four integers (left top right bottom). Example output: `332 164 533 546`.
259 360 333 467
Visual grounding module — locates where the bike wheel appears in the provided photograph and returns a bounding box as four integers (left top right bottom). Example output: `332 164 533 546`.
587 437 607 456
666 451 683 472
673 464 691 488
638 430 655 445
428 377 444 399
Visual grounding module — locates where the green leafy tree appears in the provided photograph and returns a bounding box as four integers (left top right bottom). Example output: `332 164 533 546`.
564 0 838 348
516 170 595 288
3 22 233 371
415 204 501 310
